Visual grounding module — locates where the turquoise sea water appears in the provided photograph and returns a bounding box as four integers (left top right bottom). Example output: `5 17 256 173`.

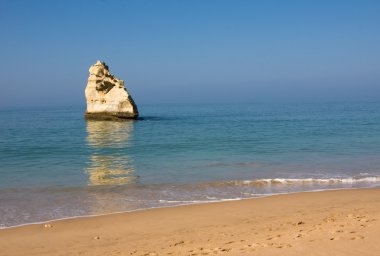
1 102 380 227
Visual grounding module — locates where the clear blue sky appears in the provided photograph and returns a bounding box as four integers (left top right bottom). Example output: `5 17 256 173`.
0 0 379 107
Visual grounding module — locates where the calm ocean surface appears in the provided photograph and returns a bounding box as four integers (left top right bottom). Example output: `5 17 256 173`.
1 102 380 227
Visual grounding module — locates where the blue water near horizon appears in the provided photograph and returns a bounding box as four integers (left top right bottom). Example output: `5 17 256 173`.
1 102 380 227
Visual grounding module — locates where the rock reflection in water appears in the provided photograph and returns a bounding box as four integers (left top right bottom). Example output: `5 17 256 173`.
85 120 137 186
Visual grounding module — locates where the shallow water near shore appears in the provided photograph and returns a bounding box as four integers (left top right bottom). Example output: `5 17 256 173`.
1 102 380 227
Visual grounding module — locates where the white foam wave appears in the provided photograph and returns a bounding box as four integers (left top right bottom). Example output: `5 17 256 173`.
159 200 210 204
238 176 380 186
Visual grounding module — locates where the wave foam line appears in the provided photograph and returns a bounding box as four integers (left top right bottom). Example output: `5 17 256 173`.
217 176 380 187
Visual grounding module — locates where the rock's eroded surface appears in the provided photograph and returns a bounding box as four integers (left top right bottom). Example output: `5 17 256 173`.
85 61 138 120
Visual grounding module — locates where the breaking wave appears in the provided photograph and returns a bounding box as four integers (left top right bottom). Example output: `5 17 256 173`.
205 176 380 187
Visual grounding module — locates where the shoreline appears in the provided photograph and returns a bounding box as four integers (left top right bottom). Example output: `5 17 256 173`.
1 188 380 255
1 186 376 230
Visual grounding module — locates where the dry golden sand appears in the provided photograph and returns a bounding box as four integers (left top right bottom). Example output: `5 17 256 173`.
1 188 380 256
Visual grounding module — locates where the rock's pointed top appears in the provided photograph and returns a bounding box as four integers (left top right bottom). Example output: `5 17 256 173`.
92 60 108 70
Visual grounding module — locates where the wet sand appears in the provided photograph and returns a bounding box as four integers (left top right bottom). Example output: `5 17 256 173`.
1 188 379 256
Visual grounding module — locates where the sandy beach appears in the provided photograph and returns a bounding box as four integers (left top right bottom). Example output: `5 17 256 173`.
0 188 379 256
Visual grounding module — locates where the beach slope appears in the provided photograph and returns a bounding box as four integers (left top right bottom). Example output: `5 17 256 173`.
1 188 379 256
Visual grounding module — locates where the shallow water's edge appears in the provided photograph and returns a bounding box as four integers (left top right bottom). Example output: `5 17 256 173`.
1 185 379 230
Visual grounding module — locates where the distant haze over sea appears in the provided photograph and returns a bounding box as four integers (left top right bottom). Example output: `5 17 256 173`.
1 1 380 107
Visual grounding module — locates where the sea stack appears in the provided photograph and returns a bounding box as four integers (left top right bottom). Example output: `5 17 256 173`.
85 61 138 120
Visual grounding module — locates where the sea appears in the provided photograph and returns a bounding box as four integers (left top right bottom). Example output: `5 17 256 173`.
1 102 380 228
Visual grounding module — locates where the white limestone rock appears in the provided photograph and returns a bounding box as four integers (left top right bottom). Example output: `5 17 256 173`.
85 61 138 120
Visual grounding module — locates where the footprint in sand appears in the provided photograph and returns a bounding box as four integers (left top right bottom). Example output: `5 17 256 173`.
173 240 185 246
142 252 155 256
276 243 292 249
350 235 365 240
324 217 337 223
259 242 292 249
